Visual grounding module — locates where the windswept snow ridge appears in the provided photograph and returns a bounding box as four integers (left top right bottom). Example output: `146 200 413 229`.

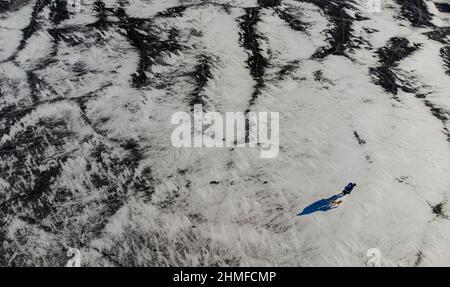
1 0 450 266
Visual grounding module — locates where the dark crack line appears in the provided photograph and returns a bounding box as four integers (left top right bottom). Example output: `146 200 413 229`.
298 0 359 59
394 0 434 28
370 37 421 98
239 7 268 143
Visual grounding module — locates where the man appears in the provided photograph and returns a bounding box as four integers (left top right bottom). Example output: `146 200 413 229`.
342 182 357 195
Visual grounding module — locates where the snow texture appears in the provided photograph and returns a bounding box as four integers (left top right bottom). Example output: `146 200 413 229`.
1 0 450 266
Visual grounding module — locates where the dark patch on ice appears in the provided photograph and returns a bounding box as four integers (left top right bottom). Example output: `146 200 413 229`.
0 0 32 12
133 167 156 202
157 187 182 210
120 140 145 173
277 60 300 79
301 0 358 59
226 160 236 169
353 131 366 145
27 71 45 102
312 70 333 88
363 27 379 34
187 212 207 224
424 100 449 122
177 168 189 175
0 0 8 10
445 128 450 142
375 38 420 68
114 8 182 88
431 202 449 220
0 104 33 139
258 0 282 8
80 141 155 240
424 27 450 45
394 0 434 28
240 7 267 91
155 5 187 17
313 70 332 85
187 55 213 111
441 46 450 75
395 176 410 184
435 2 450 13
1 68 156 265
48 26 85 45
275 8 308 33
263 216 290 234
49 0 70 25
354 13 370 21
370 66 398 97
414 250 424 266
415 94 427 99
313 70 323 81
422 100 450 141
0 118 75 225
370 37 420 97
89 1 112 29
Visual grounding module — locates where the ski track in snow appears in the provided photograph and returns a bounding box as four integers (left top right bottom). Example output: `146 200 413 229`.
0 0 450 266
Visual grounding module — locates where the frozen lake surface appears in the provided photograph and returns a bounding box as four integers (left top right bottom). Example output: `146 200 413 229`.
1 0 450 266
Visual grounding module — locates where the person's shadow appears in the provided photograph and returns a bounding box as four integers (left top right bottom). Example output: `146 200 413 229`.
297 193 344 216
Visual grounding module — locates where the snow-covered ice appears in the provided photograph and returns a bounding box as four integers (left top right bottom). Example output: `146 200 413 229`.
1 0 450 266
